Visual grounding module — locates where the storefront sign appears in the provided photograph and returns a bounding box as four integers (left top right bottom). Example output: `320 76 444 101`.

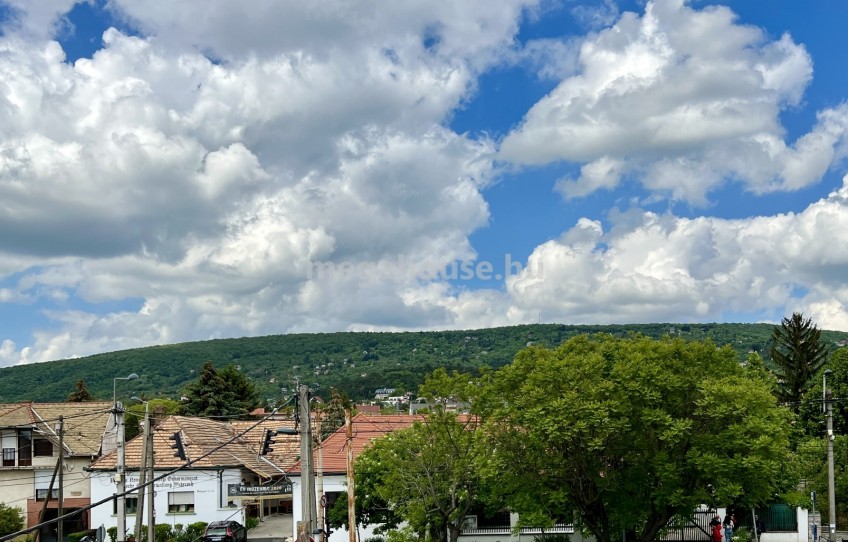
227 481 292 497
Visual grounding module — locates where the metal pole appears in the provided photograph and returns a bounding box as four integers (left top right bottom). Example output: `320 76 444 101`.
117 403 127 542
345 409 355 542
135 405 149 542
826 387 836 538
57 416 63 542
147 416 154 542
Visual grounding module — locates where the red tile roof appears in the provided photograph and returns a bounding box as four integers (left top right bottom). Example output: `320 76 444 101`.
290 413 423 475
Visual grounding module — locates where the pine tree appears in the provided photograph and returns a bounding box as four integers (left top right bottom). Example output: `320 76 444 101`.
178 361 260 417
769 312 828 409
67 379 94 402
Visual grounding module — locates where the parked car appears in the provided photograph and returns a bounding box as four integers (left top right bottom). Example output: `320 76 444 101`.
202 521 248 542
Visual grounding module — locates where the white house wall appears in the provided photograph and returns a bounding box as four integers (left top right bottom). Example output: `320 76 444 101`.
90 469 246 534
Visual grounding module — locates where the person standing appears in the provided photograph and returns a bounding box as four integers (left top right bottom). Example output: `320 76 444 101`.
723 512 736 542
711 515 723 542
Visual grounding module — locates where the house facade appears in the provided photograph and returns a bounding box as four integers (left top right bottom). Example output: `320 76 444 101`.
87 415 295 535
0 401 112 541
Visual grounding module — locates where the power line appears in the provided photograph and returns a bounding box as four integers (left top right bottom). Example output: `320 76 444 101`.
0 395 298 542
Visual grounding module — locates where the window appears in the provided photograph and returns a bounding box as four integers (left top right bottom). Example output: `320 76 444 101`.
34 440 53 457
168 491 194 513
113 496 138 515
18 430 31 466
2 448 14 467
36 488 59 501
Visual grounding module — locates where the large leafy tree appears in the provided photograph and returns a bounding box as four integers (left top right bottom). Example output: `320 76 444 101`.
353 409 485 542
769 312 828 409
480 334 794 542
178 361 261 417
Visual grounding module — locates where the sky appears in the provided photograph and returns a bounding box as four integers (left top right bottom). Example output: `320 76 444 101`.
1 0 848 366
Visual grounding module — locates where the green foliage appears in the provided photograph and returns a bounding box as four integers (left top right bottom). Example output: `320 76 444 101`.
731 527 752 542
385 527 420 542
178 361 260 417
2 323 848 404
481 334 795 542
354 410 485 542
154 523 172 542
769 313 829 410
107 527 117 542
798 348 848 437
68 531 96 542
795 435 848 528
245 517 259 530
125 398 181 441
0 503 23 537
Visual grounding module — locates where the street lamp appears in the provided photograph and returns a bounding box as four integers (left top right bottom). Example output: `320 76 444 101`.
823 369 836 538
131 397 154 542
113 373 138 542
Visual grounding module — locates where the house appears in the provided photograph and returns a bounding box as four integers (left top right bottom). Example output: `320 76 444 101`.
0 401 113 540
373 389 395 400
87 415 296 534
286 413 421 542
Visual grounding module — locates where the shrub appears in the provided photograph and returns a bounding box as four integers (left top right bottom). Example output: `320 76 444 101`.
246 518 259 530
107 527 118 542
0 504 24 538
155 524 173 542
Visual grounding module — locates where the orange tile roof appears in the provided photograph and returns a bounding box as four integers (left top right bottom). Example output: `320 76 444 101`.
290 413 423 475
0 401 112 456
90 415 290 479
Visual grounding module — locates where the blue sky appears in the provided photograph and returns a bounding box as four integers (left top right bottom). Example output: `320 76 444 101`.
1 0 848 365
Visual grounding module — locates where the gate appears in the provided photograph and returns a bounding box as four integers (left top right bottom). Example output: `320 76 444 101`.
658 510 715 542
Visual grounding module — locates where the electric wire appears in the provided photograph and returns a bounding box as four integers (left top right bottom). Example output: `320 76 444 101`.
0 394 298 542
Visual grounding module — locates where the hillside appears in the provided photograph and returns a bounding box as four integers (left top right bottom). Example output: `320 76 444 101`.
2 322 847 404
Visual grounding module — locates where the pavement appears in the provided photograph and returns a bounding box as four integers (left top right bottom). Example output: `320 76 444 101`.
248 513 293 542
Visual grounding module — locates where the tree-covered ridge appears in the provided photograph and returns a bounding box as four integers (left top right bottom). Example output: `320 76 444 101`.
1 322 847 403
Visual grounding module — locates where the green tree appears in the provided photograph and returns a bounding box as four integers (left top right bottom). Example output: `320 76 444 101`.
798 348 848 437
353 409 485 542
126 398 182 441
178 361 260 417
795 435 848 528
480 334 794 542
0 502 23 536
769 313 828 410
67 379 94 402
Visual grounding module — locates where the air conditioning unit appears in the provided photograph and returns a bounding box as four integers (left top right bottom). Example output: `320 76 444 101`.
461 516 478 531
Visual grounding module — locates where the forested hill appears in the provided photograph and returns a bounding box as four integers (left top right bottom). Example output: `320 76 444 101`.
2 322 848 404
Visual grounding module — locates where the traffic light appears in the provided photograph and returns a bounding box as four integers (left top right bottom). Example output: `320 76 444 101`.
169 431 187 460
261 428 276 455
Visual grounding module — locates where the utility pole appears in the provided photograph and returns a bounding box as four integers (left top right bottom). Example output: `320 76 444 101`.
147 418 154 542
57 416 64 542
317 417 325 542
299 385 317 538
134 404 149 542
116 403 127 542
345 408 355 542
826 384 836 538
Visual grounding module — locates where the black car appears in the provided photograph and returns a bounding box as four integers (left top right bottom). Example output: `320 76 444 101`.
203 521 248 542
